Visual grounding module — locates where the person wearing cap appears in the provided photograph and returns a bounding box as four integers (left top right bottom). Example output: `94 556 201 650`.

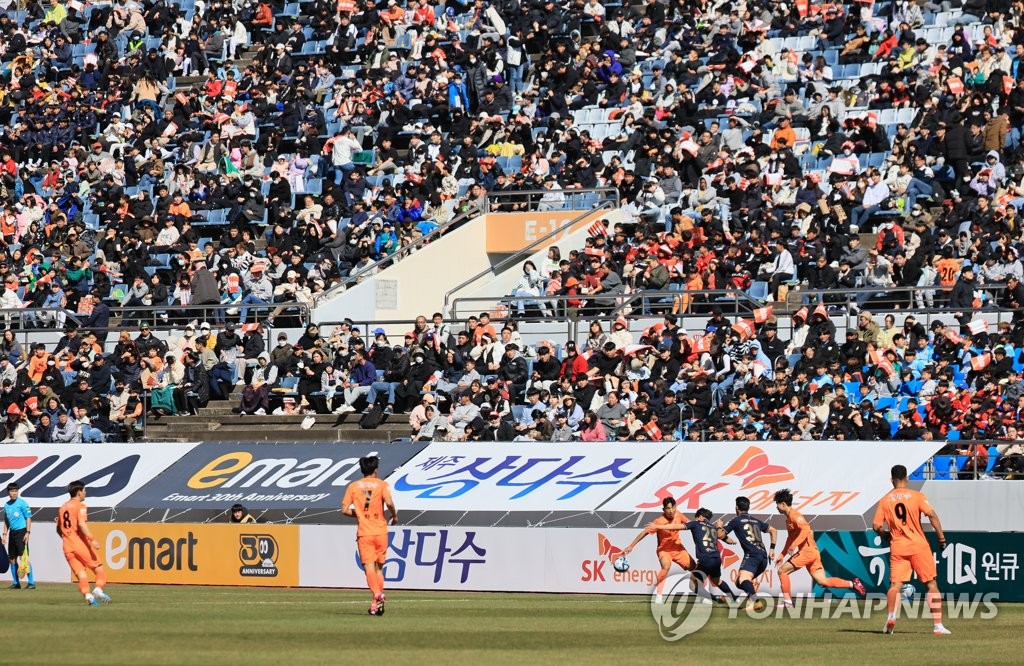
408 393 436 433
80 292 111 347
50 409 81 443
239 260 274 324
1002 275 1024 322
447 390 481 438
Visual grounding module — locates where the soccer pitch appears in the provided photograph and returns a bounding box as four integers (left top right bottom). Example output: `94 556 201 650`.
6 585 1019 665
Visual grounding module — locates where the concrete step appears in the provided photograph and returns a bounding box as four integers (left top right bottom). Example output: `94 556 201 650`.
172 426 404 442
163 412 400 426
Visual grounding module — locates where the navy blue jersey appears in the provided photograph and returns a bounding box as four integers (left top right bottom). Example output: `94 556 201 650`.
724 514 770 557
684 520 721 562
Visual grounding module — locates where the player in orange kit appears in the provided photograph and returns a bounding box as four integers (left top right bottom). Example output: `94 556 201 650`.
873 464 950 635
342 456 397 616
774 489 865 606
57 481 110 606
622 497 695 602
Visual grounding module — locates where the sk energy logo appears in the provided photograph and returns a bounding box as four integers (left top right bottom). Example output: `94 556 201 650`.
0 454 141 500
239 534 280 577
722 446 795 489
582 533 659 585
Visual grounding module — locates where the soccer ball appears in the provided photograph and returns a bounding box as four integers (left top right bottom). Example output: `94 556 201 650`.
613 556 630 573
901 583 916 602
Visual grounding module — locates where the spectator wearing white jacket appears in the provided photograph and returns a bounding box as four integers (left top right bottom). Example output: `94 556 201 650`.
758 240 795 301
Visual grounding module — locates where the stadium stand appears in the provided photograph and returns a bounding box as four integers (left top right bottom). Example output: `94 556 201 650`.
0 0 1022 479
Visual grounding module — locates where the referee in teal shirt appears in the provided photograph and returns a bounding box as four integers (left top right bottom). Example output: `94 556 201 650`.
3 482 33 589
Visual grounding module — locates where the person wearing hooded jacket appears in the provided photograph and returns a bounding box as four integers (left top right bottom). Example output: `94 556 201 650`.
394 348 436 412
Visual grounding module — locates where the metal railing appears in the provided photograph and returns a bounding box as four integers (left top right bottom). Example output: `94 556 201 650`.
442 201 616 317
771 283 1011 314
312 203 484 305
482 186 619 212
918 442 1021 480
0 302 311 354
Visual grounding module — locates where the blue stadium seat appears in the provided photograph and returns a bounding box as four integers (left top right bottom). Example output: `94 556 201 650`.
986 447 1000 474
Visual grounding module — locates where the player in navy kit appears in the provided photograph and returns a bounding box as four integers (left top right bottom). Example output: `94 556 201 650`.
647 507 738 603
686 508 739 602
721 496 777 610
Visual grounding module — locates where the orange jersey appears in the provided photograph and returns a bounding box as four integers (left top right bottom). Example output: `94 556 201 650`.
784 509 818 555
58 498 90 551
936 258 960 287
647 513 688 552
342 477 393 538
873 488 934 554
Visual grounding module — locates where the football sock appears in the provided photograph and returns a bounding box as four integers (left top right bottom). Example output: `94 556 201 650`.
78 576 91 596
927 591 943 624
655 569 669 596
717 580 738 601
886 586 900 615
364 569 379 597
738 580 757 600
11 570 19 586
824 577 852 589
779 572 792 600
95 569 107 588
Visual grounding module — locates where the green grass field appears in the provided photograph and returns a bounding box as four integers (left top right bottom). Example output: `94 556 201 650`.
4 585 1019 665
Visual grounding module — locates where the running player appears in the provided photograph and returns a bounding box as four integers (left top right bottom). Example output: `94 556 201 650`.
57 481 110 606
651 507 739 603
3 482 34 589
342 456 397 616
622 497 694 602
872 464 950 635
722 496 777 610
774 489 865 605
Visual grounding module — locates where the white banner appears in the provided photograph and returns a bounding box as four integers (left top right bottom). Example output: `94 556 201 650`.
299 525 802 596
599 442 944 516
384 442 675 512
0 443 200 508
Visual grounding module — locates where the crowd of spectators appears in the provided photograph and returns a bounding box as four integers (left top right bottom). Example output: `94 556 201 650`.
2 0 1024 477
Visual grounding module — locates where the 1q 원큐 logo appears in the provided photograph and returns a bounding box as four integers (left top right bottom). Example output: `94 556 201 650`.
239 534 280 577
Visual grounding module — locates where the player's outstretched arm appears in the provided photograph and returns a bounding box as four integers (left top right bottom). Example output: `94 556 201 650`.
766 525 778 559
713 519 734 544
622 530 648 556
647 521 687 531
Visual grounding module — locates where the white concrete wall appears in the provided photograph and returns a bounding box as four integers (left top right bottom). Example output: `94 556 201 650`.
312 216 493 331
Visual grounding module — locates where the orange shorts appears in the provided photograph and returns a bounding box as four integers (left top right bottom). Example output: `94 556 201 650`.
789 549 824 574
357 534 388 566
64 546 100 573
658 548 695 571
890 547 937 584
